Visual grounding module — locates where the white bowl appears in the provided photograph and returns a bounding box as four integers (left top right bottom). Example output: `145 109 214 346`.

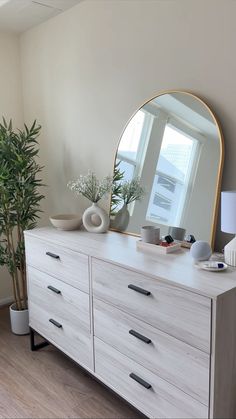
49 214 82 231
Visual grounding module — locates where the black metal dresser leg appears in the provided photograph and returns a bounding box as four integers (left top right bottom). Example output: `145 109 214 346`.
30 327 50 351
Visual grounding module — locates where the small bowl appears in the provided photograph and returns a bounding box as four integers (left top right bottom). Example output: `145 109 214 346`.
49 214 82 231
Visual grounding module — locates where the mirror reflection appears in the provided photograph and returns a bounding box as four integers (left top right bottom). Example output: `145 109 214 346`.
110 92 223 244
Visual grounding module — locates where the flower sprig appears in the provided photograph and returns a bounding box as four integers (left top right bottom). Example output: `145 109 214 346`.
68 171 113 203
120 177 145 205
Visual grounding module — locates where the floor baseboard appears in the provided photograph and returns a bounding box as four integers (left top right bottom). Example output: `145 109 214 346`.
0 296 13 307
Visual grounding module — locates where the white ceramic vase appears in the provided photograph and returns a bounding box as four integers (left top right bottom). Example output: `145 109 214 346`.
82 202 109 233
224 236 236 266
9 303 29 335
111 203 130 231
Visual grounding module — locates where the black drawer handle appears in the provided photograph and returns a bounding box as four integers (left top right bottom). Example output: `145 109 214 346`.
49 318 62 328
128 284 151 296
129 373 152 389
129 329 152 344
47 285 61 294
46 251 60 259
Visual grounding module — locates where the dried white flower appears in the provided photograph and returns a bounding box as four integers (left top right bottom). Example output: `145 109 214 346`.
68 171 113 203
120 178 145 205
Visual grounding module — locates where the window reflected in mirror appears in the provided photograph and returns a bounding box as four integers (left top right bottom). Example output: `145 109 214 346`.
111 92 224 245
147 124 199 226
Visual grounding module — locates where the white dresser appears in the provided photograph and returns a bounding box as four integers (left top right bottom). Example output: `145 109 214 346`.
24 227 236 419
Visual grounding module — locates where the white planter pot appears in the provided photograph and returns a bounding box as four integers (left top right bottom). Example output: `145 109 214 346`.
9 304 29 335
111 204 130 231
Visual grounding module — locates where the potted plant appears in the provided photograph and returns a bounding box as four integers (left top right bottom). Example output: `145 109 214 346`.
0 118 44 335
111 177 145 231
68 171 113 233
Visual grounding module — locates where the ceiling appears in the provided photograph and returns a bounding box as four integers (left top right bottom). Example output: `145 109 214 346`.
0 0 82 33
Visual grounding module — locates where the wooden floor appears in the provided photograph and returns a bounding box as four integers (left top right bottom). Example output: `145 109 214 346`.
0 307 143 418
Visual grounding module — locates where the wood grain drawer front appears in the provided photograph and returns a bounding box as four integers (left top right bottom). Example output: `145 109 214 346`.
95 338 208 419
92 259 211 353
25 236 89 293
29 302 92 370
28 267 90 334
94 299 209 405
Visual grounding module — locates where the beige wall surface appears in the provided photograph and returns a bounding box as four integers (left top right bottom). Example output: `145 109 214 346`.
19 0 236 252
0 32 23 302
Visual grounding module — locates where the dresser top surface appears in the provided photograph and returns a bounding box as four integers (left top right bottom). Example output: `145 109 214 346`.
24 227 236 298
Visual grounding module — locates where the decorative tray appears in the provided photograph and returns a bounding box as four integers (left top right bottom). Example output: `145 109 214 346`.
136 240 182 255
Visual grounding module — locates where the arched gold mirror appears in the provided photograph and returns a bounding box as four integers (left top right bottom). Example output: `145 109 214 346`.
110 91 224 247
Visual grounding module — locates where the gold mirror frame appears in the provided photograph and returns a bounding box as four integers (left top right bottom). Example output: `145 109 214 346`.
110 90 224 249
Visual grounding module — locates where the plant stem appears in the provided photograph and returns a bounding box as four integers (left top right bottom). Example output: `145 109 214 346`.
4 230 18 309
10 231 22 311
17 224 27 309
21 268 27 310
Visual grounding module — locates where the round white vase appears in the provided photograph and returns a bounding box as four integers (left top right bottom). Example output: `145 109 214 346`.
9 303 29 335
83 203 109 233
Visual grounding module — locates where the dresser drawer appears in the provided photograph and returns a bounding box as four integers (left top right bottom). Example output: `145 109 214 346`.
92 259 211 352
25 236 89 293
95 338 208 419
94 298 209 405
30 302 92 370
28 267 92 369
27 267 90 333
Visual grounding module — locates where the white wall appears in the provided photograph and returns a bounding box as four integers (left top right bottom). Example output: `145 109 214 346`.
0 32 23 303
19 0 236 252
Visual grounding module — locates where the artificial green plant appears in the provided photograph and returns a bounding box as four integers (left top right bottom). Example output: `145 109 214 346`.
0 118 44 311
119 177 145 205
110 160 124 216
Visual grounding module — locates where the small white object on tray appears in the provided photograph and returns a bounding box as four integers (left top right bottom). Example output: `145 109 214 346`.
195 261 228 272
136 240 181 255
